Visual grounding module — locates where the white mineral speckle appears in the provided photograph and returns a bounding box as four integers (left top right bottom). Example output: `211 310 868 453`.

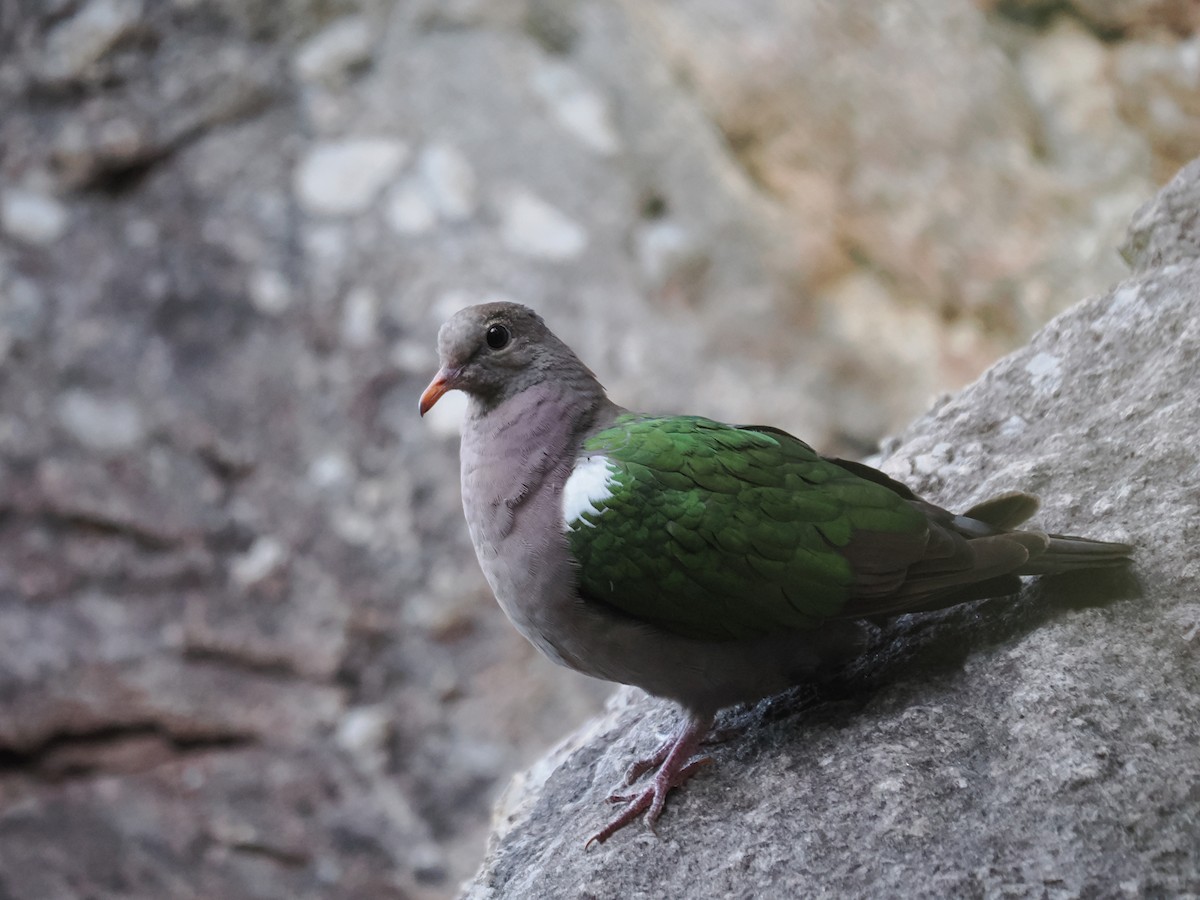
1000 415 1028 437
56 389 147 452
913 455 938 476
384 179 437 235
331 507 375 547
335 705 392 767
124 218 158 248
1 189 70 245
293 16 372 83
294 139 408 216
634 219 703 291
390 339 436 374
385 143 478 235
1024 352 1062 390
419 143 478 222
531 59 620 155
302 223 349 269
43 0 144 82
230 536 286 587
1110 284 1141 312
912 441 953 476
499 188 586 260
248 268 293 315
308 452 352 489
341 285 379 347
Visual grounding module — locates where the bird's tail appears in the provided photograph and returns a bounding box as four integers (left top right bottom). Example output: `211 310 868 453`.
1018 533 1134 575
955 490 1133 576
833 488 1133 620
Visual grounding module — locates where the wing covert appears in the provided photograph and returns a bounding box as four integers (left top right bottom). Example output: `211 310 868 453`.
563 415 929 640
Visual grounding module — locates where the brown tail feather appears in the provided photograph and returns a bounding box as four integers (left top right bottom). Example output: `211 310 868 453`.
837 489 1133 620
958 491 1041 531
1020 533 1134 575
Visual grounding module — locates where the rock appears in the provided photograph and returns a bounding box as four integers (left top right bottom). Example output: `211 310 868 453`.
464 162 1200 897
55 390 147 453
2 2 1199 897
418 142 478 223
0 275 46 364
384 143 478 235
229 536 286 588
969 2 1199 51
294 138 409 217
632 217 708 300
1017 17 1150 180
384 179 438 235
335 705 392 770
630 0 1163 354
530 58 620 156
1068 0 1199 35
41 0 145 84
497 187 588 260
1114 35 1200 178
340 285 380 347
1121 157 1200 271
1 188 70 245
293 16 373 84
307 451 352 490
247 268 294 316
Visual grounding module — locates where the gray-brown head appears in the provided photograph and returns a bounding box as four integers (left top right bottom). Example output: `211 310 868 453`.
419 302 604 416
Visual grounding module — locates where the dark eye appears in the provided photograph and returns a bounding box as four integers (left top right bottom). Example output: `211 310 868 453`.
485 324 510 350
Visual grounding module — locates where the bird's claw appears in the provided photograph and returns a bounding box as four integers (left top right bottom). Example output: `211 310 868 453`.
619 735 674 785
588 755 714 846
585 713 716 848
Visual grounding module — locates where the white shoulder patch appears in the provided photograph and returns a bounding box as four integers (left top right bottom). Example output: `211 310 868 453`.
562 455 618 529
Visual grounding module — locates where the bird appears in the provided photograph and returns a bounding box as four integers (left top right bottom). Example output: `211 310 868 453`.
418 301 1133 846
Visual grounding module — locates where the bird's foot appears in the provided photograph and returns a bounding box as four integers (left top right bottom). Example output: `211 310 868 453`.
616 718 743 786
586 713 714 847
617 735 674 786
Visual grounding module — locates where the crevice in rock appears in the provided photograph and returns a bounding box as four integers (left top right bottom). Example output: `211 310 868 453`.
48 510 183 552
223 839 310 869
987 0 1128 42
181 643 320 682
0 723 254 782
81 147 176 197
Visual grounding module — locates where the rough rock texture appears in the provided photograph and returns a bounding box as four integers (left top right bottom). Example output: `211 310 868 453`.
466 164 1200 896
0 2 1197 897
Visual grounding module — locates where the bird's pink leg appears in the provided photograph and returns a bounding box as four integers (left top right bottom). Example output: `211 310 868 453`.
586 712 715 847
617 733 673 786
616 719 746 786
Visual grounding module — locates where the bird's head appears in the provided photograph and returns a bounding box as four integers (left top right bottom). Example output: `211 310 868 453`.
419 302 600 416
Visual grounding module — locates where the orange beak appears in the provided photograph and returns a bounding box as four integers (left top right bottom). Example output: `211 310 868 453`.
419 369 452 417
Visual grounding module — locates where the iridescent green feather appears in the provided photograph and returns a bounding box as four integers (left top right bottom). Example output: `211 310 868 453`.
566 415 928 640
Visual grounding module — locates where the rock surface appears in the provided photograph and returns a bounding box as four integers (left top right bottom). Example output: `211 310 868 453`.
465 163 1200 897
0 1 1197 897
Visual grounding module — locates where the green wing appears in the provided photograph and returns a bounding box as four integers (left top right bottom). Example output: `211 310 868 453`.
565 415 930 641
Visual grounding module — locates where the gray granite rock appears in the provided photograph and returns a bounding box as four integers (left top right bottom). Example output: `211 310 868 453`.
0 2 1197 897
465 161 1200 898
1121 157 1200 272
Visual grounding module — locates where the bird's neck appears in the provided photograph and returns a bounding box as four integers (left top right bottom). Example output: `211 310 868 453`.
457 381 621 674
460 381 620 535
465 380 616 466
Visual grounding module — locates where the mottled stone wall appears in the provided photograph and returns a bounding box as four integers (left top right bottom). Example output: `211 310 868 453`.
0 2 1195 897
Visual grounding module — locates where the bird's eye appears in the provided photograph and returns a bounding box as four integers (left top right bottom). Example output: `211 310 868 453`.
485 323 511 350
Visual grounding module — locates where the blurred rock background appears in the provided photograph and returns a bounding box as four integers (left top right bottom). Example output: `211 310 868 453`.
0 1 1194 897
